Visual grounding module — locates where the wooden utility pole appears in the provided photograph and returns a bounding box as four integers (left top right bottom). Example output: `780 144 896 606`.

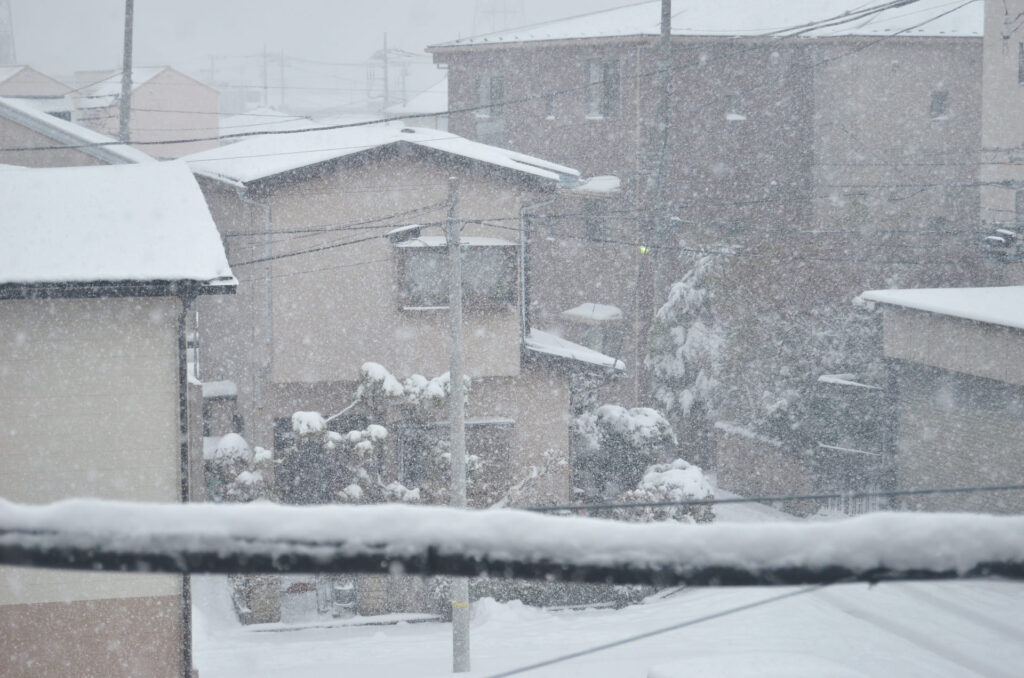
118 0 134 143
446 177 471 673
652 0 672 307
382 33 390 112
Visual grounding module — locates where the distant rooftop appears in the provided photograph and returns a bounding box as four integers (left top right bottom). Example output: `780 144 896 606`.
430 0 982 48
185 124 580 186
859 286 1024 331
0 161 235 287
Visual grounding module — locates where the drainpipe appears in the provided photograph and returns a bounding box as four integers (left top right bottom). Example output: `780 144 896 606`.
235 187 272 445
519 195 556 342
176 288 196 678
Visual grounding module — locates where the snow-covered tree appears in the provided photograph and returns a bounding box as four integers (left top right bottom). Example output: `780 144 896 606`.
715 299 883 454
646 254 722 466
573 405 677 501
613 458 714 524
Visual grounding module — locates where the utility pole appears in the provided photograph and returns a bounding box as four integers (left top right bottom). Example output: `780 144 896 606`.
118 0 134 143
652 0 672 308
446 177 471 673
279 50 286 110
382 33 390 112
262 45 269 107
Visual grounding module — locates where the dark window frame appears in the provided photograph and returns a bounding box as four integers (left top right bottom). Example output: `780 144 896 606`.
398 243 517 310
585 59 620 119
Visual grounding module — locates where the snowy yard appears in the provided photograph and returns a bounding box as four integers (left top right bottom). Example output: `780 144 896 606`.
193 576 1024 677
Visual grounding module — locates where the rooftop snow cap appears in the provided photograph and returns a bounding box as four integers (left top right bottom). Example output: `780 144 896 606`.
0 161 235 288
184 124 581 187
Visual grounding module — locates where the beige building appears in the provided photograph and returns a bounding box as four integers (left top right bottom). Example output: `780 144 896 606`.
859 286 1024 513
72 66 219 158
0 161 235 677
186 124 622 508
0 64 72 118
979 0 1024 272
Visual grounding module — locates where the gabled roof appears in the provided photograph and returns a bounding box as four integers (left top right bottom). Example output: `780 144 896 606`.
0 161 235 289
185 124 580 187
859 286 1024 331
430 0 981 48
0 95 153 165
0 65 72 94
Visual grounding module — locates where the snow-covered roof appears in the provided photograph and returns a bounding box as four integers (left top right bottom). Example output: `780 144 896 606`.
817 373 882 390
0 95 153 165
859 286 1024 331
431 0 982 47
525 328 625 371
384 77 448 116
394 235 515 248
73 67 169 109
0 161 235 287
202 380 238 399
185 124 580 186
561 302 624 324
572 175 621 194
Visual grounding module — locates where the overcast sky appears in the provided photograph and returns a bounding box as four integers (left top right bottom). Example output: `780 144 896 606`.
9 0 628 78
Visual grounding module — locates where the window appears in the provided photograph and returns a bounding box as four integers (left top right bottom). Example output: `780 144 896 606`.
398 238 516 309
1019 42 1024 85
930 91 949 119
583 198 605 240
476 74 504 118
585 59 620 118
725 93 746 121
543 93 555 120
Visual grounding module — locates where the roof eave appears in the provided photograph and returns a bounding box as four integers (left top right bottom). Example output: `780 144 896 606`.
0 278 237 300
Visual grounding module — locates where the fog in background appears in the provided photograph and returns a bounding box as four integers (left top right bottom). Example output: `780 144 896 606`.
9 0 626 78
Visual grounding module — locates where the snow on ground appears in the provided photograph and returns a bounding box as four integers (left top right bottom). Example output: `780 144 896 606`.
193 576 1024 678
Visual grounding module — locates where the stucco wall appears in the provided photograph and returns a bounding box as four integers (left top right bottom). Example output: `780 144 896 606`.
0 296 184 677
895 361 1024 513
881 307 1024 387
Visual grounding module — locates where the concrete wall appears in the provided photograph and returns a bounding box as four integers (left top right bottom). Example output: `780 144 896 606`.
0 296 184 678
811 38 988 295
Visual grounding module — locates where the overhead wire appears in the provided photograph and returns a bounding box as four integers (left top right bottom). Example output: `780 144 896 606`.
484 585 828 678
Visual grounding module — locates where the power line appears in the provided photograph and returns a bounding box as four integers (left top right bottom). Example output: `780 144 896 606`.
484 585 827 678
526 483 1024 514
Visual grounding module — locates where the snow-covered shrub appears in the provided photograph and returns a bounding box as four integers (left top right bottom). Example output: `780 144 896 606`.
613 458 714 524
574 405 677 501
205 433 269 503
